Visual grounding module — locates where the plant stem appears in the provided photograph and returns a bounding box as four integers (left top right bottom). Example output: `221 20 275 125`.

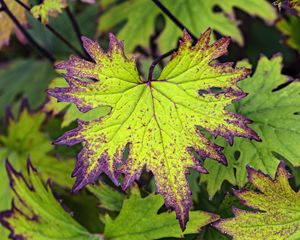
1 0 55 63
147 48 176 81
65 6 90 60
14 0 86 59
152 0 197 42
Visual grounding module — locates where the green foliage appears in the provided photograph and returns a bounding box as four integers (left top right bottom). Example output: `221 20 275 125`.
213 161 300 240
48 29 258 229
201 55 300 197
0 59 55 118
103 188 219 240
87 182 125 212
31 0 67 24
98 0 276 52
0 106 74 238
0 161 100 240
277 15 300 52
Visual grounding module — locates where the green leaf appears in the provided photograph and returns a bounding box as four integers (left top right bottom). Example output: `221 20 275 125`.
277 15 300 52
87 182 125 211
31 0 67 24
98 0 276 52
0 59 56 117
48 29 258 229
103 190 219 240
0 0 28 48
0 106 74 238
201 55 300 197
44 77 110 127
213 161 300 240
0 161 101 240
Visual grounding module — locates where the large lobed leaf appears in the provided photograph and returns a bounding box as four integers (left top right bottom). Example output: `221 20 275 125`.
0 161 100 240
48 29 259 229
98 0 277 52
0 0 28 48
213 161 300 240
201 55 300 197
103 188 219 240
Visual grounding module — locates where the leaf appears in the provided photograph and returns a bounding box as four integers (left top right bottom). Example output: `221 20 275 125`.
103 190 219 240
98 0 277 52
0 105 74 238
213 161 300 240
0 161 101 240
87 182 125 211
31 0 67 24
277 15 300 52
48 29 258 229
201 55 300 197
44 77 110 127
0 0 28 48
274 0 300 16
0 59 56 118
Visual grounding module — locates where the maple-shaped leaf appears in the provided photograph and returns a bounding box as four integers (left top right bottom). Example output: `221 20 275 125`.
103 188 219 240
0 0 28 48
31 0 67 24
201 55 300 197
48 29 259 229
213 161 300 240
44 77 110 127
0 104 74 238
277 15 300 52
0 161 100 240
98 0 276 52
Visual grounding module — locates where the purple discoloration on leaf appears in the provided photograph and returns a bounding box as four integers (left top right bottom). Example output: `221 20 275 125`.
48 30 259 230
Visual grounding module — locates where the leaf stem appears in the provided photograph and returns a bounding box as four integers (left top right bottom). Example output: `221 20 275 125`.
147 48 176 81
65 6 91 60
0 0 55 63
152 0 197 41
14 0 86 59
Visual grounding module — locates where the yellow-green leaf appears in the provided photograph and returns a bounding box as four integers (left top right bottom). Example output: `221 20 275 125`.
48 30 258 229
0 0 28 48
213 161 300 240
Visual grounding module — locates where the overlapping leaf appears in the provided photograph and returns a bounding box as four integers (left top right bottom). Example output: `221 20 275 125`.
0 0 28 48
213 161 300 240
98 0 277 52
201 55 300 197
31 0 67 24
48 29 258 229
0 161 100 240
103 188 219 240
0 106 74 238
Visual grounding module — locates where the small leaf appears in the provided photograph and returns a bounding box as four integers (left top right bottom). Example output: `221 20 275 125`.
277 15 300 52
0 161 101 240
103 192 219 240
0 0 28 48
201 55 300 197
87 182 125 211
31 0 67 24
48 30 258 229
98 0 277 52
213 161 300 240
